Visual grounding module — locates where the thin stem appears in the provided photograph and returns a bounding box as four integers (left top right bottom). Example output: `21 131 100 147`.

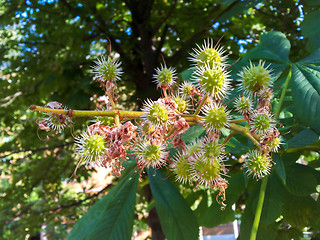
107 92 120 126
250 176 268 240
29 105 146 119
194 93 208 116
222 131 236 146
227 123 260 147
229 118 247 123
274 67 292 119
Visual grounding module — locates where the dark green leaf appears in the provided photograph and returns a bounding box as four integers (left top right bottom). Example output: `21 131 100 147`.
182 124 205 144
260 173 284 224
299 48 320 64
67 170 139 240
291 64 320 134
283 193 320 229
195 173 245 227
180 68 194 82
287 128 319 148
274 154 286 184
301 11 320 52
148 169 199 240
243 31 291 64
285 164 317 196
225 137 249 154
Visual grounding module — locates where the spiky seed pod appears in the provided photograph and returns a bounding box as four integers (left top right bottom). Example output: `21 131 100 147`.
267 137 281 152
234 96 252 115
173 95 188 113
138 121 154 135
142 99 170 127
186 138 203 156
239 60 272 94
189 38 227 68
135 140 166 168
179 82 195 98
244 150 272 179
202 103 230 131
42 114 73 133
153 65 177 88
75 131 107 166
191 153 227 190
202 137 225 162
39 102 72 133
92 56 123 83
193 64 230 99
251 110 274 135
172 152 193 184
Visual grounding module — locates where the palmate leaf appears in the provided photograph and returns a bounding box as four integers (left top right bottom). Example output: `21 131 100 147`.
291 63 320 134
287 128 319 148
67 167 139 240
242 31 291 64
285 163 317 196
148 169 199 240
300 10 320 52
283 193 320 229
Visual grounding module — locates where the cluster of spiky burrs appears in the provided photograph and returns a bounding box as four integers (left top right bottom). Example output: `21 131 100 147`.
32 39 282 206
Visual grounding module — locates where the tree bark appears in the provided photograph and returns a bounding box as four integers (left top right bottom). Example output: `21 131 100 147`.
144 183 166 240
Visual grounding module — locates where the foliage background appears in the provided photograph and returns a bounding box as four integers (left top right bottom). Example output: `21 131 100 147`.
1 0 320 239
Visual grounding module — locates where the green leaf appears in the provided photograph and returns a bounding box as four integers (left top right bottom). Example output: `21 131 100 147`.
305 0 320 6
274 154 286 184
283 193 320 229
243 31 291 64
195 173 245 227
180 68 194 82
182 124 205 144
67 170 139 240
291 64 320 134
259 173 284 224
299 48 320 64
148 169 199 240
225 137 249 154
285 164 317 196
301 11 320 52
287 128 319 148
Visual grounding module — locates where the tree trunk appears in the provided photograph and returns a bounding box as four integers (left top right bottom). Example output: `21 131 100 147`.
144 183 166 240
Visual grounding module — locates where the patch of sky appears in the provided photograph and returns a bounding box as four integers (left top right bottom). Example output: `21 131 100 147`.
255 3 263 10
77 3 83 7
237 38 253 53
70 16 80 24
212 22 220 29
125 27 132 35
38 0 56 4
296 4 304 26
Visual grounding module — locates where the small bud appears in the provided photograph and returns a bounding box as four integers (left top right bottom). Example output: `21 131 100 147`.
234 96 252 115
142 99 170 127
135 140 166 168
189 38 227 68
172 152 193 184
244 150 272 179
239 60 272 94
202 103 230 131
251 109 274 135
153 65 177 88
193 64 230 99
92 56 123 83
75 131 107 166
